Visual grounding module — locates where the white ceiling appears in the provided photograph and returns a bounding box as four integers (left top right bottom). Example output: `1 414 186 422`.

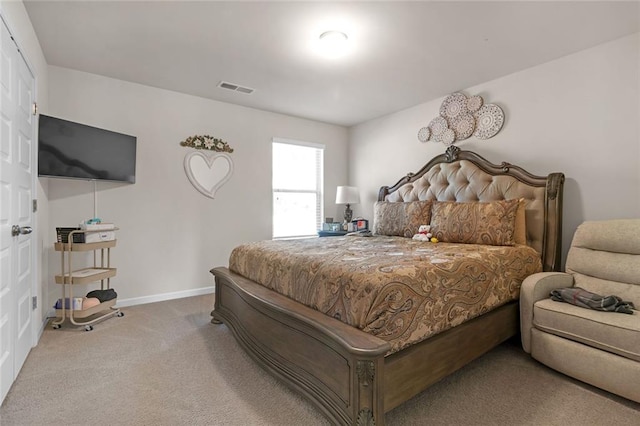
24 1 639 127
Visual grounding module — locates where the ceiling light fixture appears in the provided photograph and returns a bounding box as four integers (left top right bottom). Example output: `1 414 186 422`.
320 30 348 43
317 30 350 58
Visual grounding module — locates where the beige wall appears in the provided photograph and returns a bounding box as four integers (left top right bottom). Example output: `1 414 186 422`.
349 33 640 269
6 0 639 314
45 66 349 306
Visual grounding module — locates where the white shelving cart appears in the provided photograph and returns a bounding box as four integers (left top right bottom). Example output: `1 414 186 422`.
52 229 123 331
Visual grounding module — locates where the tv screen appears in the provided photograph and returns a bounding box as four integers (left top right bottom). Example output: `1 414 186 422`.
38 115 137 183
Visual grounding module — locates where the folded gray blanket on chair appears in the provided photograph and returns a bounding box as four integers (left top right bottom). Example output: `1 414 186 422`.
550 287 635 314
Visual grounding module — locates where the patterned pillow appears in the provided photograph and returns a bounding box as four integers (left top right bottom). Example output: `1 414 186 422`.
514 198 527 245
430 199 520 246
373 200 433 238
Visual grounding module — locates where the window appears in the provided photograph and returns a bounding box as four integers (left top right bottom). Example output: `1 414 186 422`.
272 139 324 239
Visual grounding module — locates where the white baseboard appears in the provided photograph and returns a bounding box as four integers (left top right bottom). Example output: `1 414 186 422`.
116 286 215 308
37 315 49 340
45 285 215 317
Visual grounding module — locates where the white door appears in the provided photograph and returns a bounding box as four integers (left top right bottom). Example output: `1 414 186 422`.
0 18 36 403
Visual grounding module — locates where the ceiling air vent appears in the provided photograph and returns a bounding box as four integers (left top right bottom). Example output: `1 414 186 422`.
217 81 254 95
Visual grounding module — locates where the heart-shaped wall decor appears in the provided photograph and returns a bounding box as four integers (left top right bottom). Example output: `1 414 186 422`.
183 151 233 199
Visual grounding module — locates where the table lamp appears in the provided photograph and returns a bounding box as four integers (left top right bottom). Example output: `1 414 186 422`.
335 186 360 224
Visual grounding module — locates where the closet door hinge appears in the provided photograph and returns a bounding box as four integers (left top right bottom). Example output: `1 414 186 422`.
32 199 37 212
32 102 38 116
32 296 37 310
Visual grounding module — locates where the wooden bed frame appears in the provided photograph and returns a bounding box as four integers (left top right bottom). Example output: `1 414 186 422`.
210 146 564 425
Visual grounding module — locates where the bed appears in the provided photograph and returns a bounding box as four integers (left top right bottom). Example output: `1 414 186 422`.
210 146 564 425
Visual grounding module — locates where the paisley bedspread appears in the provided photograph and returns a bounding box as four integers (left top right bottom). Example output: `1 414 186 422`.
229 236 542 354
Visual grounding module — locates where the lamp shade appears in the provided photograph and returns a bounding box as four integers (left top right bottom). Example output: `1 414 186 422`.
336 186 360 204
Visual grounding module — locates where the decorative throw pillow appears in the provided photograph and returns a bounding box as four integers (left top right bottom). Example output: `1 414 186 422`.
430 199 520 246
373 200 433 238
514 198 527 245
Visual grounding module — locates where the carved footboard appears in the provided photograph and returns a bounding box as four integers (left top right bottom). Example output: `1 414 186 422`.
211 267 391 425
211 267 520 425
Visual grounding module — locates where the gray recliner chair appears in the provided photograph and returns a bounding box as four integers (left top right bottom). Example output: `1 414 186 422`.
520 219 640 403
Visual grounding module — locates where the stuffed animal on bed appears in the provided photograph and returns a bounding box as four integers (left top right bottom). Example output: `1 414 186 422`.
412 225 433 242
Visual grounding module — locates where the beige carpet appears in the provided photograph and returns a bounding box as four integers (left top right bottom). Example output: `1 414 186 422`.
1 295 637 425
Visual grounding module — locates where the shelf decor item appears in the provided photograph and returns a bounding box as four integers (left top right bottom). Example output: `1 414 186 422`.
181 134 234 199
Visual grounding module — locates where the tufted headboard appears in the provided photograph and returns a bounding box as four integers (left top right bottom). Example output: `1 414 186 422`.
378 146 565 272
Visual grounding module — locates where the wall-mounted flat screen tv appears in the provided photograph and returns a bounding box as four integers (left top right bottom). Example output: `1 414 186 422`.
38 114 137 183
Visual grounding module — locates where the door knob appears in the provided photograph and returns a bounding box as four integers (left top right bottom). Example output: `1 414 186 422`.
11 225 32 236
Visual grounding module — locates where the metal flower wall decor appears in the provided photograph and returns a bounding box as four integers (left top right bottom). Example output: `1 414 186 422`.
180 134 234 199
417 92 505 146
179 134 234 153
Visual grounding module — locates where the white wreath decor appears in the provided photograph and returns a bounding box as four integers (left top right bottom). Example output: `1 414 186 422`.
180 134 234 199
183 151 234 199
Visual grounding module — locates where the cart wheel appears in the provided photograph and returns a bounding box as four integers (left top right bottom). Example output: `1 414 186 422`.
85 325 93 332
52 324 61 329
117 311 124 317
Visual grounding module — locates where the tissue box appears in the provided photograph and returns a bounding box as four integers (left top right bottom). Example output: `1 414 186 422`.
82 231 115 243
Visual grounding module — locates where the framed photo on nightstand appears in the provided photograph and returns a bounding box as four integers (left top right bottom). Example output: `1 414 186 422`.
322 222 343 232
352 219 368 231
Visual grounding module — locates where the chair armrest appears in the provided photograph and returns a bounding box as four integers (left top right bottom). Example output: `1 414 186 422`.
520 272 574 353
